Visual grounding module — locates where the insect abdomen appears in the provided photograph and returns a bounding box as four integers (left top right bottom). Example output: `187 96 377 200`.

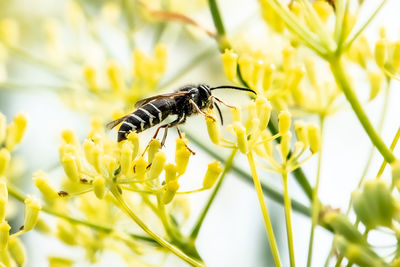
118 99 172 141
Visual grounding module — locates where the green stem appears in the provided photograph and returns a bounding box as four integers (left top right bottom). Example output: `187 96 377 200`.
329 57 396 164
207 0 230 51
6 183 157 245
306 116 325 267
110 186 204 267
282 171 295 267
185 131 310 216
341 0 388 53
247 151 282 267
190 149 237 240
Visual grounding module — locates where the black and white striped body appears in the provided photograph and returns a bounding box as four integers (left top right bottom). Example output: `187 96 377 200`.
117 84 213 142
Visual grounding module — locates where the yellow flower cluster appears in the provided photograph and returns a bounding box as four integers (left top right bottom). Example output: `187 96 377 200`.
207 98 320 173
221 48 340 117
0 112 41 266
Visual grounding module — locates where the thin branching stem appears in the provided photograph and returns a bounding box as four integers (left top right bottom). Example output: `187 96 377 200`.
247 150 282 267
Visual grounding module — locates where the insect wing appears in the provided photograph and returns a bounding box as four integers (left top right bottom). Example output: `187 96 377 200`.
106 114 130 130
134 91 190 108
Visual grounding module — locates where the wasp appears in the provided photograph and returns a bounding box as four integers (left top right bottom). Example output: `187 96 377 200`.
107 84 256 153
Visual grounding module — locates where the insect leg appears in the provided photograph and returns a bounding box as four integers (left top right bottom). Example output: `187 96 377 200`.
189 99 216 121
212 96 236 109
176 127 196 155
141 116 183 156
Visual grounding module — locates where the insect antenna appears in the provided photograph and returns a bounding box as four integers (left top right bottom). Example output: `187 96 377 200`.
214 102 224 125
210 85 257 95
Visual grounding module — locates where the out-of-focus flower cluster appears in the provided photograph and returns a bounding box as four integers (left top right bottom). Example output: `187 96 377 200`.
0 112 42 267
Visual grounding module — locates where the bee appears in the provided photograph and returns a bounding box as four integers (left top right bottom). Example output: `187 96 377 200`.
107 84 256 152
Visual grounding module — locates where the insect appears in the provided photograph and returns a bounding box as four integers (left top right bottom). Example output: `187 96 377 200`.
107 84 256 153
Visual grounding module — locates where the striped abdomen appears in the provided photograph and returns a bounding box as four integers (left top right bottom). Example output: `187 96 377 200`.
118 99 173 142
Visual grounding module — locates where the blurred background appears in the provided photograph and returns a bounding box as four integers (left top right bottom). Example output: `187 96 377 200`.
1 0 400 266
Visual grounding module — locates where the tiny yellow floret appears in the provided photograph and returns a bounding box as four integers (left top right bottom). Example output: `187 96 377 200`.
61 154 80 181
23 196 41 231
147 151 166 180
0 148 10 176
0 180 7 221
307 123 320 154
8 236 26 266
278 110 291 134
33 171 59 199
93 176 106 199
221 49 238 81
375 38 388 68
233 122 248 154
203 161 223 189
206 116 221 145
175 149 191 175
0 221 10 251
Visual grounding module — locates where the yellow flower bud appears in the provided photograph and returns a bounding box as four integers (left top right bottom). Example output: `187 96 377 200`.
375 38 388 68
35 218 51 234
0 221 10 251
238 54 254 85
56 220 77 246
252 59 265 91
164 164 177 184
288 66 305 90
231 107 241 123
133 157 147 179
127 132 139 159
278 110 291 134
392 41 400 72
33 171 59 199
91 145 103 173
0 148 10 176
148 139 161 163
280 132 292 160
162 180 179 204
203 161 223 189
307 123 320 154
23 196 41 231
61 154 80 182
120 142 133 176
294 121 308 147
83 65 99 92
233 122 248 154
5 112 28 150
104 155 117 177
107 61 125 92
8 237 26 266
175 136 189 152
0 181 7 221
221 49 238 81
262 64 275 91
147 151 166 180
256 97 271 130
206 116 221 145
247 101 257 122
93 175 106 199
48 256 74 267
0 113 5 144
367 70 384 101
175 149 190 175
61 129 78 146
282 46 294 73
83 139 95 165
312 0 333 23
